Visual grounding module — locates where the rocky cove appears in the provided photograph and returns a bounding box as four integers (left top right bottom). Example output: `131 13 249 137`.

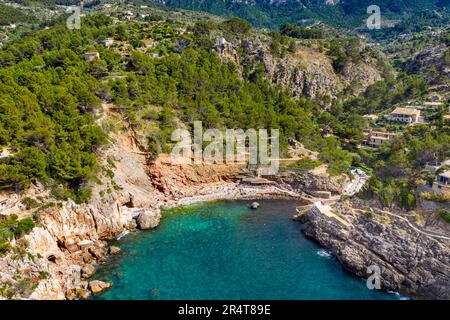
89 199 404 300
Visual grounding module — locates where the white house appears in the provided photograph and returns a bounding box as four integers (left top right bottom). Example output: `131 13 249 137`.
387 107 421 124
215 37 228 54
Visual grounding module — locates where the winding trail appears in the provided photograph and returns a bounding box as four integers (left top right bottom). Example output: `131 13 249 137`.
312 169 450 241
353 207 450 241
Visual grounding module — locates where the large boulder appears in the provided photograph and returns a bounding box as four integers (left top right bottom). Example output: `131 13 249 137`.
250 202 260 209
136 209 161 230
64 238 79 253
108 246 121 255
89 280 111 295
81 264 96 279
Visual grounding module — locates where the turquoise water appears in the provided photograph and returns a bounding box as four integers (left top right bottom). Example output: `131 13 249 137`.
93 200 402 300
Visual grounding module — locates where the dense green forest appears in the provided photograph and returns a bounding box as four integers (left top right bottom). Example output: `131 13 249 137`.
0 16 110 202
144 0 449 29
0 4 36 25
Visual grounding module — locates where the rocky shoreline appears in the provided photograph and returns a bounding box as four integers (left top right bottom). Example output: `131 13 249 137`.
295 201 450 300
2 172 449 300
1 129 449 300
0 179 311 300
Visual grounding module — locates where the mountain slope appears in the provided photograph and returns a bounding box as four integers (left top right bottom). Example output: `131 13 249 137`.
146 0 449 28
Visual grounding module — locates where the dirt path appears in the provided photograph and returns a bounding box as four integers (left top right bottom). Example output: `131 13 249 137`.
353 208 450 241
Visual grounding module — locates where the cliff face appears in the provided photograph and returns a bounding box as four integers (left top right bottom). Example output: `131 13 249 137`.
217 34 382 100
147 0 445 29
298 201 450 300
0 129 162 299
278 171 346 195
148 155 246 197
403 43 450 97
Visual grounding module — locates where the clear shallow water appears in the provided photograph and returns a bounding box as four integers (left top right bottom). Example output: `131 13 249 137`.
93 200 402 300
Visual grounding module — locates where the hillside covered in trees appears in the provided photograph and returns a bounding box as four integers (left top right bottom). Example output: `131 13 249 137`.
0 3 449 302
